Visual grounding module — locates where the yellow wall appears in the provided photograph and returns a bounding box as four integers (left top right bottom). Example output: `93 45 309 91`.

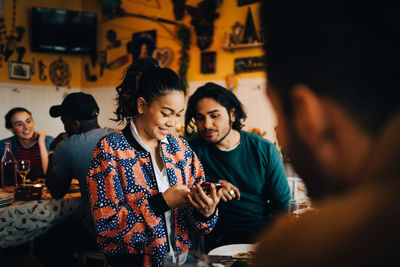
1 0 265 89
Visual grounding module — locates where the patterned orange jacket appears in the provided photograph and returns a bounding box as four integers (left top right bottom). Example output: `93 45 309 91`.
87 126 218 266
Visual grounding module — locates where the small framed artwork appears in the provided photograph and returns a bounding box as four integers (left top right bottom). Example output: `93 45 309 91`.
238 0 261 6
132 30 157 61
9 61 31 80
201 51 216 74
234 56 265 73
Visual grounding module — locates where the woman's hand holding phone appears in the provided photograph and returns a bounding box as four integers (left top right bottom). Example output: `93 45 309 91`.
163 184 190 208
187 182 222 217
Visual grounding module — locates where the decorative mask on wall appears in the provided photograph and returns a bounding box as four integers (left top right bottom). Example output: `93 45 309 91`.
186 0 222 50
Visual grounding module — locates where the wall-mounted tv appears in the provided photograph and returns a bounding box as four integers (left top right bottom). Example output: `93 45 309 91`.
31 7 97 54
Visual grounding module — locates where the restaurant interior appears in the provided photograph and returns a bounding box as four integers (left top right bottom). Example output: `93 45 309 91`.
0 0 276 142
0 0 308 266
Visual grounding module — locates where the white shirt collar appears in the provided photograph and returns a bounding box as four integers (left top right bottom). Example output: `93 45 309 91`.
129 120 168 152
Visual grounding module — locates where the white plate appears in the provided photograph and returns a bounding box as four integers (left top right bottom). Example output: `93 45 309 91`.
208 243 255 256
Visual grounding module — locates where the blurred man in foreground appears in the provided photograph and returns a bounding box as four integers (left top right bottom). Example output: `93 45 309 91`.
254 0 400 266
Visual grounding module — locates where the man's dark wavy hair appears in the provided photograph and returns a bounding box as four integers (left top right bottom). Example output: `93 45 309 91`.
260 0 400 136
185 82 247 135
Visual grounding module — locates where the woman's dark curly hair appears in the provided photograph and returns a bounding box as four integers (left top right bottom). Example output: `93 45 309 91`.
185 82 247 135
114 58 186 124
5 107 32 129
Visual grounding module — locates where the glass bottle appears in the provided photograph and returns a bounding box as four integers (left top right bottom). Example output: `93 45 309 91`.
1 140 18 189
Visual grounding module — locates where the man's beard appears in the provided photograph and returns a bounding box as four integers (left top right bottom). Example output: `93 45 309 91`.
286 123 350 201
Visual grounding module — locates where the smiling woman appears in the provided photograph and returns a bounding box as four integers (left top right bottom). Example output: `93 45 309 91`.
86 58 222 267
0 107 53 182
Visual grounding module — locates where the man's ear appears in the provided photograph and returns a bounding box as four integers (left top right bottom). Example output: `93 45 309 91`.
72 120 81 131
137 97 147 115
230 108 236 123
291 84 331 150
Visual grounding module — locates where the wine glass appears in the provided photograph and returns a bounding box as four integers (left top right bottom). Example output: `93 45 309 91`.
288 199 312 218
17 160 30 187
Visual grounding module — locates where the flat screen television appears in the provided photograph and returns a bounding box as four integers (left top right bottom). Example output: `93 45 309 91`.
31 7 97 54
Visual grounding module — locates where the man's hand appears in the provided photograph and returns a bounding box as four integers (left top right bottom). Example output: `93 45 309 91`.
187 183 222 217
49 133 69 151
163 184 190 208
218 180 241 202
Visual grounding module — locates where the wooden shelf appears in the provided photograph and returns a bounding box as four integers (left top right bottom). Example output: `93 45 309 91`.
222 42 264 51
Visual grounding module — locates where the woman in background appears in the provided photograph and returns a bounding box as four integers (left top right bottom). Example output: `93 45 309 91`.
0 107 53 181
87 58 221 267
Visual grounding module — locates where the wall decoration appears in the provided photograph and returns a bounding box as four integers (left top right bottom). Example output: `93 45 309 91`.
186 0 222 50
131 30 156 61
38 60 47 81
243 7 259 43
177 25 191 87
99 3 190 87
237 0 261 6
84 63 97 82
49 57 71 88
31 58 35 75
98 51 107 76
9 61 31 80
234 56 265 73
106 29 122 49
152 47 173 68
225 74 239 91
231 22 244 45
106 54 129 69
15 26 25 42
1 0 16 61
201 51 216 74
172 0 186 21
16 46 25 62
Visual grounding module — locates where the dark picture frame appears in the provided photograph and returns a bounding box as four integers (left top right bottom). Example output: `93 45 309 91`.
238 0 261 6
234 56 265 73
9 61 31 81
201 52 216 74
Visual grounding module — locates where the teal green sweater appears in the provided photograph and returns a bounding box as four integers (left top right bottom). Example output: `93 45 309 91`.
190 130 290 236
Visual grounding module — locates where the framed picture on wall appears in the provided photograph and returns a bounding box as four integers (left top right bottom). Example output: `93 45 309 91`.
234 56 265 73
201 51 216 74
9 61 31 81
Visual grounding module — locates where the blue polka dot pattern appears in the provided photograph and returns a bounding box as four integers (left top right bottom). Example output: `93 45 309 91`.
86 131 218 267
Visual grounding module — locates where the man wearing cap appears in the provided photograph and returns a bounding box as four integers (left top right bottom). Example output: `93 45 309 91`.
34 92 114 267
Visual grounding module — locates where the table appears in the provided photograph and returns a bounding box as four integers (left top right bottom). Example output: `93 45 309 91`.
0 193 81 249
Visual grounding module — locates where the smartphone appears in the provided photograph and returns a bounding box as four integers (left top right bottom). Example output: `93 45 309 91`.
200 182 224 195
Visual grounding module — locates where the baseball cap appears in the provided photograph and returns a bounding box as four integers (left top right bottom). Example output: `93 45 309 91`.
49 92 99 120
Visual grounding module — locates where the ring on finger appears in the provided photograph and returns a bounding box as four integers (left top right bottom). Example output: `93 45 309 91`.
229 189 235 196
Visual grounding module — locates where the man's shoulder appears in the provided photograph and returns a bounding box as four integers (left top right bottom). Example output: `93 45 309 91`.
241 130 275 149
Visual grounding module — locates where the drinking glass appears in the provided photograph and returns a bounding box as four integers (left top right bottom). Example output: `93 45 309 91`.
17 160 30 187
288 199 312 218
